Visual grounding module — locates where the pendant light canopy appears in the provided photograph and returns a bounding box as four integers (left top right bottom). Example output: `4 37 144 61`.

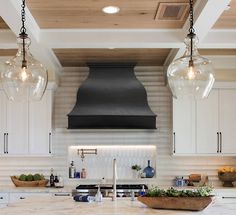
1 0 48 101
167 0 215 100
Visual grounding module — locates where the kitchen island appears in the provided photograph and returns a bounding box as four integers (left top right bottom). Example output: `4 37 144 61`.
1 196 236 215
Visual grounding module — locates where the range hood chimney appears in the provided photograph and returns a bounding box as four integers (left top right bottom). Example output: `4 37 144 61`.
68 64 156 129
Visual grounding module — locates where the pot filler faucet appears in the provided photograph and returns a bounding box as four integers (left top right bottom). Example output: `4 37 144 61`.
112 158 117 201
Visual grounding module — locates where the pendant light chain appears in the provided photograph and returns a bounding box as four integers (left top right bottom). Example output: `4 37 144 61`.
188 0 195 35
20 0 27 68
188 0 195 65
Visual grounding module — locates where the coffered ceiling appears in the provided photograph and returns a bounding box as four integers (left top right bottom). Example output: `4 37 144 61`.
54 48 171 67
0 49 16 56
199 49 236 56
213 0 236 29
0 17 9 29
0 0 235 73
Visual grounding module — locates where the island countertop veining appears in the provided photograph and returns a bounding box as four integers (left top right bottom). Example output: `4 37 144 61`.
1 197 236 215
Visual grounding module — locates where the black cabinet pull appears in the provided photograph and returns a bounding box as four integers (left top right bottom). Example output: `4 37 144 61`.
222 196 236 199
20 197 25 199
6 133 8 154
217 132 219 153
3 133 6 154
173 132 176 153
220 132 222 153
0 197 3 199
54 193 70 197
49 132 52 154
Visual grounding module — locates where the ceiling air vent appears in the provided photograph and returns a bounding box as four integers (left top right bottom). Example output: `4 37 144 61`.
155 2 189 21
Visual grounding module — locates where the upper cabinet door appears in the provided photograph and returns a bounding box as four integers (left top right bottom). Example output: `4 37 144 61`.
0 91 7 155
219 89 236 154
173 98 196 154
6 100 29 155
196 90 219 154
29 90 52 155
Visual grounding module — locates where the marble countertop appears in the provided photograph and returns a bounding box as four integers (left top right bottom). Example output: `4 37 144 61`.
1 197 236 215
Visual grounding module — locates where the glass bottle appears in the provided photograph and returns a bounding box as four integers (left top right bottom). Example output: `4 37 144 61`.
69 161 76 178
50 168 55 187
143 160 155 178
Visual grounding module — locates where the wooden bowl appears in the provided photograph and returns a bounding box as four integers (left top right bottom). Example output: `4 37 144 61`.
11 176 49 187
138 196 212 211
218 172 236 187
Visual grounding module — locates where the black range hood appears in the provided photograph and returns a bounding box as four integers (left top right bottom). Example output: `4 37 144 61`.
68 64 156 129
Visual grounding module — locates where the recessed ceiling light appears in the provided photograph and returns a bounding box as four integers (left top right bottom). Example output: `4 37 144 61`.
102 6 120 14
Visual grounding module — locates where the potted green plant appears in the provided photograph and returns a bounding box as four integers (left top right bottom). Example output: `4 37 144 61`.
131 164 142 178
138 186 213 211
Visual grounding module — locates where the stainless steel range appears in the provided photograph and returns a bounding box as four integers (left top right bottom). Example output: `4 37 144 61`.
72 184 148 198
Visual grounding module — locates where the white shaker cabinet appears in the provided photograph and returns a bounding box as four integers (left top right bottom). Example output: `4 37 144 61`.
173 98 196 154
0 192 8 208
0 86 54 156
173 87 236 155
0 91 7 155
196 89 219 154
219 89 236 154
29 90 53 155
6 99 29 155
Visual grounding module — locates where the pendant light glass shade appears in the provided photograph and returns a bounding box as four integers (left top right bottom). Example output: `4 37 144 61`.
167 35 215 100
1 36 48 101
167 0 215 100
1 0 48 101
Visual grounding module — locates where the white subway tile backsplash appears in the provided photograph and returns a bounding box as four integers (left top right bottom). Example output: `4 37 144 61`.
69 145 156 180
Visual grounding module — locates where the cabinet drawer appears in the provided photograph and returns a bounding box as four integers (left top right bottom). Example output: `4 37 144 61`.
218 196 236 204
0 193 8 204
9 193 50 203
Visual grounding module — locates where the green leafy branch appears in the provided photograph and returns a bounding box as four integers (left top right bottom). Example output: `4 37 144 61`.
145 186 213 197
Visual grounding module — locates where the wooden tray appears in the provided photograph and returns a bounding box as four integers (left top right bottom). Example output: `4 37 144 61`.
11 176 49 187
137 196 212 211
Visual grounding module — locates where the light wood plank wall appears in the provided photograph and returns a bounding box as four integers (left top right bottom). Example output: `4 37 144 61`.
0 66 236 186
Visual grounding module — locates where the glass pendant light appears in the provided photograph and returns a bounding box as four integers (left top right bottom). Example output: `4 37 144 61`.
167 0 215 100
1 0 48 101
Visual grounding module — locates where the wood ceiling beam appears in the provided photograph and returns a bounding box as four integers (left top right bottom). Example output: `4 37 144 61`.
200 30 236 49
0 0 62 73
164 0 231 67
41 29 183 49
1 28 236 50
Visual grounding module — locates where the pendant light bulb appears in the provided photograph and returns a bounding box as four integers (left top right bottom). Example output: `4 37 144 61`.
20 66 28 82
187 60 195 80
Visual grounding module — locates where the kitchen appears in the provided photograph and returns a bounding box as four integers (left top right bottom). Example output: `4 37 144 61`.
1 0 236 214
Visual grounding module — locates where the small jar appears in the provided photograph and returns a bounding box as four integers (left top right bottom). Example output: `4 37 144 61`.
81 168 87 179
175 176 184 187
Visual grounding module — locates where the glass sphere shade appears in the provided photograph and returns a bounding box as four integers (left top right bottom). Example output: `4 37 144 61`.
167 36 215 100
1 36 48 101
